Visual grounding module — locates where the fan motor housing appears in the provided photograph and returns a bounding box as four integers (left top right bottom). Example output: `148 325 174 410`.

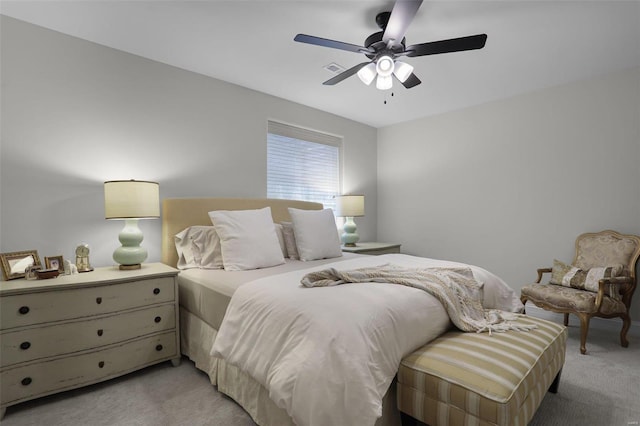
364 31 406 60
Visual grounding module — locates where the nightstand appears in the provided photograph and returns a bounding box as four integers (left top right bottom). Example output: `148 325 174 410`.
341 242 401 255
0 263 179 419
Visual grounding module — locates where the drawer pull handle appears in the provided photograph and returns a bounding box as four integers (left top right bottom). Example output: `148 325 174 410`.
155 344 163 351
19 306 30 315
20 341 31 350
96 297 102 304
97 329 104 337
153 288 160 295
98 361 105 368
21 377 32 386
154 316 161 323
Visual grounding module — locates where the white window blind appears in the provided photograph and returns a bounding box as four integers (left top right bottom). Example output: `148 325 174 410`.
267 121 341 210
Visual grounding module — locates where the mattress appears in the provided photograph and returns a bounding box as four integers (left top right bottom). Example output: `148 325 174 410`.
177 252 363 330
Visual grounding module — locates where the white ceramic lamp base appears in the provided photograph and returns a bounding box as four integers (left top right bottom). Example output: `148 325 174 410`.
341 216 360 247
112 219 148 270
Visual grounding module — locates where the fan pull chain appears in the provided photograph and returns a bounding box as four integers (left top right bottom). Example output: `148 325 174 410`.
383 92 395 105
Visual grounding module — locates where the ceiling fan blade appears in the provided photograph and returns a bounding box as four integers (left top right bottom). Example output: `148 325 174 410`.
294 34 371 54
323 62 371 86
406 34 487 57
401 73 421 89
382 0 423 47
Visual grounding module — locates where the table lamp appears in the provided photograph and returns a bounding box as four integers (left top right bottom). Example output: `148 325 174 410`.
334 195 365 247
104 180 159 270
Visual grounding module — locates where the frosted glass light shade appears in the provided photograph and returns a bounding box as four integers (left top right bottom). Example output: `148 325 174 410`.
104 180 159 270
393 61 414 83
357 63 377 85
334 195 365 217
376 74 393 90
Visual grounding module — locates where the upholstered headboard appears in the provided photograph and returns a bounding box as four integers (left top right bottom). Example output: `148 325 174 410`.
161 198 323 267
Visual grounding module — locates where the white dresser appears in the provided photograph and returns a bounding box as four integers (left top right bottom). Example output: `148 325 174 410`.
0 263 180 419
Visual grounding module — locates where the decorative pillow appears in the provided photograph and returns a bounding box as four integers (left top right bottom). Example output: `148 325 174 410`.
174 226 223 270
274 223 288 258
550 259 623 294
209 207 285 271
288 208 342 261
280 222 299 260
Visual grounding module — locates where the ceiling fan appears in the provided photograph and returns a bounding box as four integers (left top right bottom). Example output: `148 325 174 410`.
294 0 487 90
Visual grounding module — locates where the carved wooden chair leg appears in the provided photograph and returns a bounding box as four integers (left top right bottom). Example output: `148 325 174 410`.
563 313 569 326
578 314 591 355
621 313 631 348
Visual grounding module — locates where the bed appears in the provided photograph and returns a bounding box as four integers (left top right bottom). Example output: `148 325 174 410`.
160 197 524 426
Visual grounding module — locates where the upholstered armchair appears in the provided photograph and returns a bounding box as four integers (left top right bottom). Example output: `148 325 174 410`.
521 230 640 355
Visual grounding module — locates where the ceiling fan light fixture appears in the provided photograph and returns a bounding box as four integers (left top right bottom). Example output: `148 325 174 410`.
375 56 395 77
357 63 377 85
376 74 393 90
393 60 414 83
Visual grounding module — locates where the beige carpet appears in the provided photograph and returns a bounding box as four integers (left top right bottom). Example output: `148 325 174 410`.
2 323 639 426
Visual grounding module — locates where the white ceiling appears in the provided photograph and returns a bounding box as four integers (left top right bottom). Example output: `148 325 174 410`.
2 1 639 128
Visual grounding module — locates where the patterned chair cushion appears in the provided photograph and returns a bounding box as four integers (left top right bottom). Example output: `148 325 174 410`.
520 283 627 315
550 259 623 295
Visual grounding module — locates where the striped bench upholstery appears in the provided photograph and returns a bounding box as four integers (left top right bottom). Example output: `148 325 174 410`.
397 315 567 426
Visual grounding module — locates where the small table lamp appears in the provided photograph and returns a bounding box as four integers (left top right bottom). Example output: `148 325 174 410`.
104 180 160 270
335 195 365 247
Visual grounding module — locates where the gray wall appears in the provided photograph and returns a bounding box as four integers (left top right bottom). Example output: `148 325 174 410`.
0 16 378 268
378 67 640 322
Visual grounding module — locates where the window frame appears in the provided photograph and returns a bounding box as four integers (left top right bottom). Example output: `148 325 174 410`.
266 120 343 210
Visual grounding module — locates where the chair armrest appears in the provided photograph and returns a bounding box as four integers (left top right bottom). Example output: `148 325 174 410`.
536 267 552 283
599 276 632 285
596 276 634 310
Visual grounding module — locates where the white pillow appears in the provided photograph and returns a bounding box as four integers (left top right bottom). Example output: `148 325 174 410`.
288 208 342 261
174 226 223 270
274 223 288 258
281 222 299 260
209 207 285 271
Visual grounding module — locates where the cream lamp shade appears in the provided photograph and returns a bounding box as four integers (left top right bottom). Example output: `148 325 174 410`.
104 180 159 270
334 195 364 247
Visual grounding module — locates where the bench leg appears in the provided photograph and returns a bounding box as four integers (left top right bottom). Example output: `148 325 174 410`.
549 368 562 394
401 412 428 426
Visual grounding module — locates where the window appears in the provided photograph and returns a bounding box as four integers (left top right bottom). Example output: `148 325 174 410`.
267 121 341 210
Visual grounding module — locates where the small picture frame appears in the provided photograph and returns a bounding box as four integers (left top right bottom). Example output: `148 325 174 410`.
45 255 65 273
0 250 42 281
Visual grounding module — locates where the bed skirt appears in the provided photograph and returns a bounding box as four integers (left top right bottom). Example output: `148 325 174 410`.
180 307 401 426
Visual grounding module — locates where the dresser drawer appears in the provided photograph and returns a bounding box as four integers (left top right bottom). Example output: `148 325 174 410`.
1 331 177 405
1 304 176 367
1 277 174 329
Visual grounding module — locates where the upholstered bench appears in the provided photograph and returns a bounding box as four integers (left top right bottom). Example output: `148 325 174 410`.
397 315 567 426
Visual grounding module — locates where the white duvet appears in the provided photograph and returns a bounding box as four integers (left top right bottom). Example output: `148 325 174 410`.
211 254 523 426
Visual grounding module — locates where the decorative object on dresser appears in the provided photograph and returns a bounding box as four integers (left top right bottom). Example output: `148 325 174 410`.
44 255 64 273
341 241 401 255
74 243 94 272
0 250 42 281
35 268 60 279
334 194 365 247
104 180 160 270
0 263 180 420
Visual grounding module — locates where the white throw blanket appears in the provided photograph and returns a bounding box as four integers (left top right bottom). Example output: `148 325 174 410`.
301 265 536 334
211 254 524 426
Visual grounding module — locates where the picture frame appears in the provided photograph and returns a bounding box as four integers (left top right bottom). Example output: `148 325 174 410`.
45 255 65 273
0 250 42 281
